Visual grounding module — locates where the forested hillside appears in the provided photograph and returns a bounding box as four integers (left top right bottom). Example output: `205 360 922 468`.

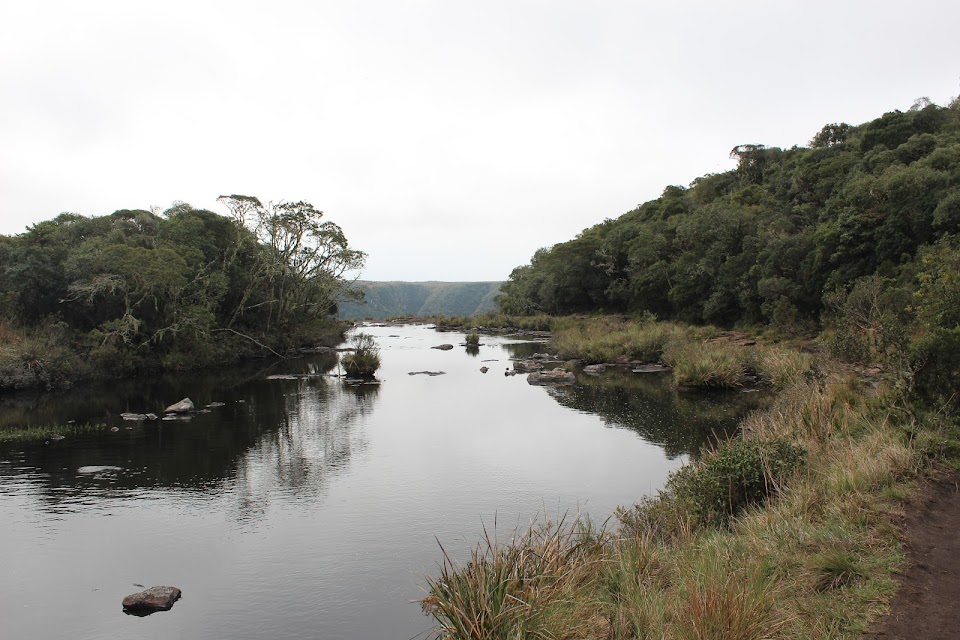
497 100 960 330
0 197 363 390
338 281 501 320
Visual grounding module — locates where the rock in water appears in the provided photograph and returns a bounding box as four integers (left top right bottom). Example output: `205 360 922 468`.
164 398 195 413
431 344 454 351
582 364 606 375
122 586 182 612
527 369 576 385
512 360 543 373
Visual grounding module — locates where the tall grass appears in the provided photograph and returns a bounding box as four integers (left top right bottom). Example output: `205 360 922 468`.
422 350 922 639
549 317 811 391
0 422 110 444
421 515 604 640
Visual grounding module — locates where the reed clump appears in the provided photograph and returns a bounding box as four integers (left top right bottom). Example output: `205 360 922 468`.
0 422 110 444
340 332 381 378
549 316 812 391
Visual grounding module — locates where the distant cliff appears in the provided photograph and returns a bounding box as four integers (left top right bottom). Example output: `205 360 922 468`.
338 281 502 320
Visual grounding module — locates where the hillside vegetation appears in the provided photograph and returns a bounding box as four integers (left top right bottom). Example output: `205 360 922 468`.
338 281 501 320
422 98 960 639
497 100 960 338
0 197 363 391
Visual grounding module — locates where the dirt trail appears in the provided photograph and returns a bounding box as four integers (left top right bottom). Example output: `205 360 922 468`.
864 469 960 640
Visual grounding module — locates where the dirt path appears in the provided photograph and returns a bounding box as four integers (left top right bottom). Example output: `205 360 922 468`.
864 469 960 639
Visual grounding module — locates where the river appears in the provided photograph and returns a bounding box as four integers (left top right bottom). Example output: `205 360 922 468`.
0 324 760 639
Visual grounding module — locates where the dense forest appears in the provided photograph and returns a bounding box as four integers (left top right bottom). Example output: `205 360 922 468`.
337 281 501 320
496 99 960 401
0 196 364 391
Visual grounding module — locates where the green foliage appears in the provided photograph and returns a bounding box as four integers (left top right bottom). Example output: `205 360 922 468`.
496 101 960 340
0 199 361 390
666 439 807 528
465 332 480 346
341 332 381 378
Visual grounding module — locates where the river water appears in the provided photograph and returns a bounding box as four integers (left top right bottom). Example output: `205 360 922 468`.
0 324 759 639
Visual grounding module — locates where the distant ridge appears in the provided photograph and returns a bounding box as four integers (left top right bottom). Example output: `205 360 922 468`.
338 281 502 320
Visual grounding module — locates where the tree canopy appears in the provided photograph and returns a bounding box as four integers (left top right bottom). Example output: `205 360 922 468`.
0 199 364 381
496 101 960 332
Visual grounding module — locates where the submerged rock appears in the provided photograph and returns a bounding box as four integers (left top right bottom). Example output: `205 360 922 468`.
480 366 489 373
122 586 182 612
527 368 576 385
582 364 606 375
408 371 446 376
164 398 194 414
431 344 455 351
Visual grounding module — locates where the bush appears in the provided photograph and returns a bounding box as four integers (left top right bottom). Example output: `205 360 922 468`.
910 327 960 407
666 438 806 527
341 332 381 378
465 332 480 346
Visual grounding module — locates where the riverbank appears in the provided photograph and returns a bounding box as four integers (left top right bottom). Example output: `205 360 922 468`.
0 318 349 395
0 421 111 444
421 316 956 639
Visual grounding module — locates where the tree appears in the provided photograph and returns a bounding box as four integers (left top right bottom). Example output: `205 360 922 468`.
217 195 366 328
810 123 851 148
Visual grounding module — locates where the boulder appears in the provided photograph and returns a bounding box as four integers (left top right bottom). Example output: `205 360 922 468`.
513 360 543 373
527 368 576 385
122 586 182 612
530 353 555 360
582 364 606 375
120 413 149 421
480 366 489 374
164 398 195 414
431 344 455 351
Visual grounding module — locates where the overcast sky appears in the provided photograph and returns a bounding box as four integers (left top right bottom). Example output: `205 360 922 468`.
1 1 957 281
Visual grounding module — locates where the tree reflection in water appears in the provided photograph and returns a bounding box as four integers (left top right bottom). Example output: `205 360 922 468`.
233 380 378 518
0 353 380 519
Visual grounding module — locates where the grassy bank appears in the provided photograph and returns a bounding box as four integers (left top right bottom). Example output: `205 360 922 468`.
421 318 940 639
0 317 349 394
432 313 555 332
0 422 110 444
549 316 812 391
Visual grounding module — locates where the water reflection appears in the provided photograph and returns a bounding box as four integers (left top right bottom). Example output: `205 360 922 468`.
542 368 764 458
0 324 767 640
0 354 379 518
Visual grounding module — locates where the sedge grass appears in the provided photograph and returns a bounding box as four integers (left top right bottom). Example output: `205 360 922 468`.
0 422 110 444
422 342 924 640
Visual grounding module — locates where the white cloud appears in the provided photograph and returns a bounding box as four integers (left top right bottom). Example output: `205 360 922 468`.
1 0 958 280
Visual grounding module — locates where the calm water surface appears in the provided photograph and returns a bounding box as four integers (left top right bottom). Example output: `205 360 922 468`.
0 324 759 639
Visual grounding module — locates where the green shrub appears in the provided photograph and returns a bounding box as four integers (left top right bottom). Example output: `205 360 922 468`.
666 439 806 527
341 332 381 378
465 332 480 346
